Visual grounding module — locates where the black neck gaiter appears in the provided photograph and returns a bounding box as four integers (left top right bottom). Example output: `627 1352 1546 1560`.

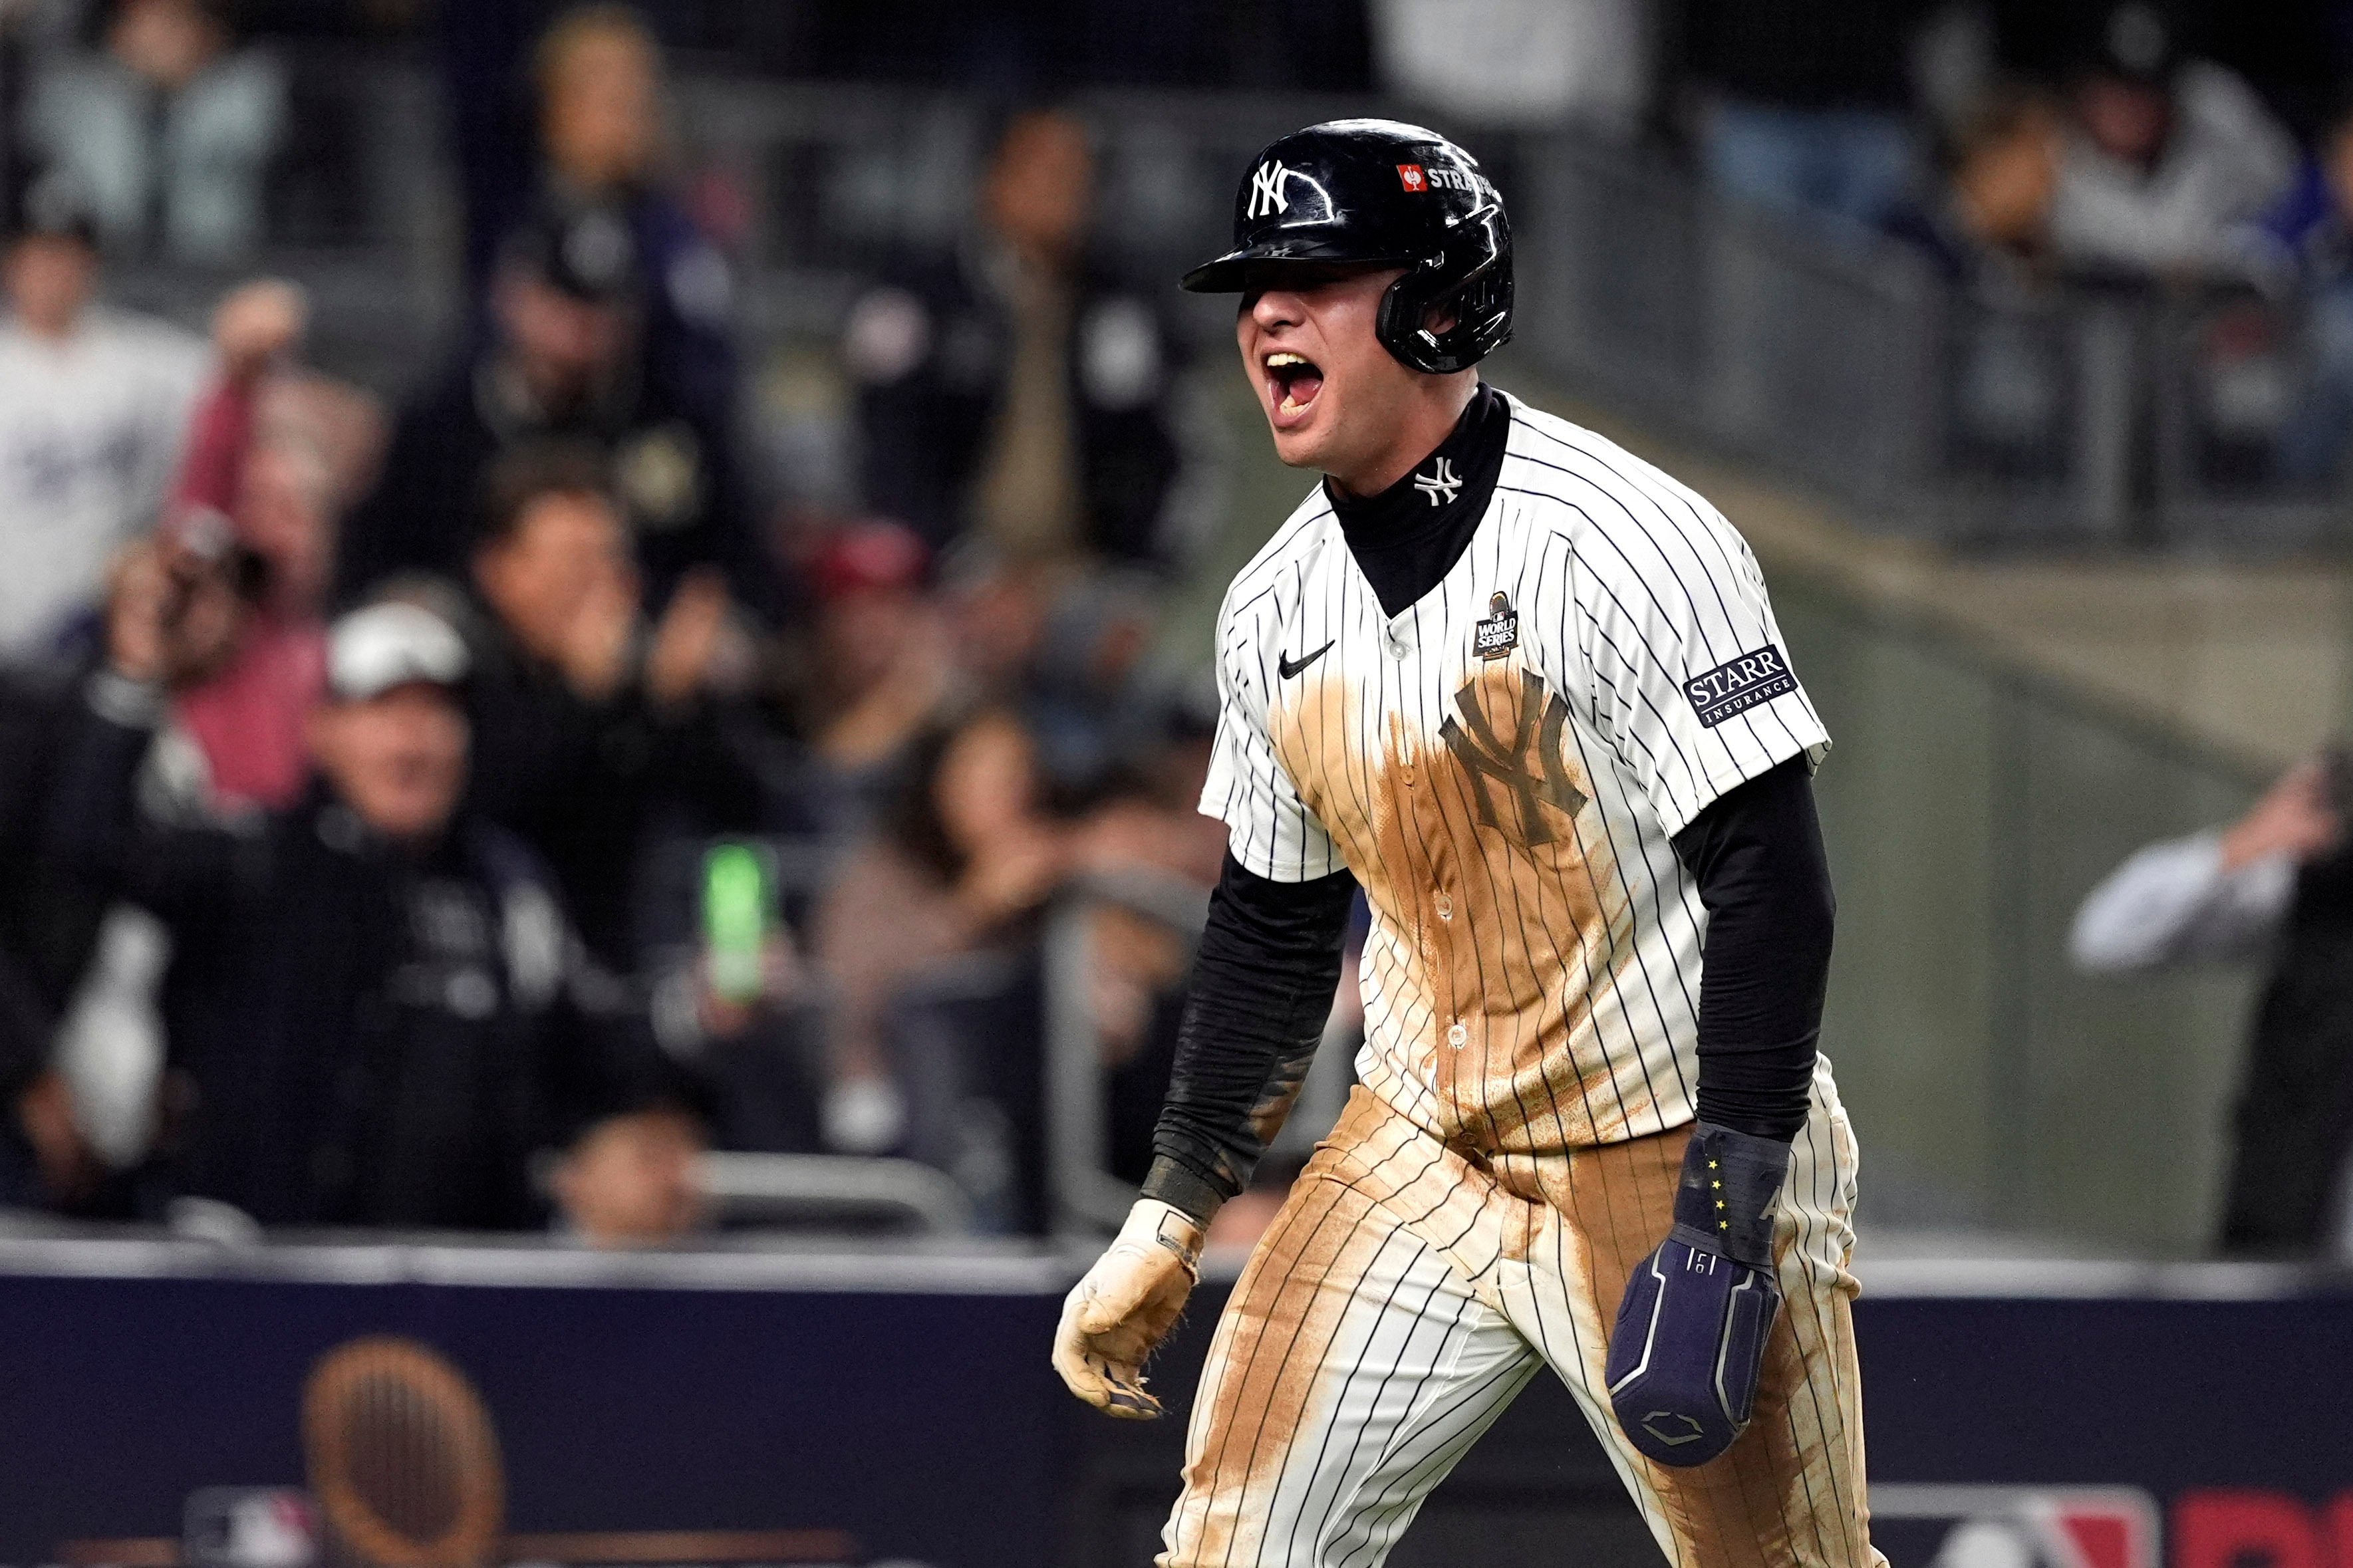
1325 382 1511 618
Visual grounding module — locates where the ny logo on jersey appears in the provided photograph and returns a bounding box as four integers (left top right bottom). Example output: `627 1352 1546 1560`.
1414 457 1462 507
1247 160 1290 219
1439 670 1588 846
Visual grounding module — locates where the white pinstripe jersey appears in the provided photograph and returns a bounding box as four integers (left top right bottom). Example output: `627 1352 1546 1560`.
1200 390 1831 1156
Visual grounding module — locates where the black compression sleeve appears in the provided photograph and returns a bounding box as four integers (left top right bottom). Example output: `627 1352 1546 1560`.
1141 852 1355 1222
1670 757 1836 1142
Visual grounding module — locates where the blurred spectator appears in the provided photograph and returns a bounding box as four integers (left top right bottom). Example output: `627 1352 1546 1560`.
811 708 1065 1152
1369 0 1649 135
535 4 736 427
339 199 762 614
644 895 823 1159
451 442 763 970
2044 3 2296 281
24 281 338 1204
808 684 1218 1221
0 539 250 1213
1680 0 1932 232
0 708 75 1200
162 279 332 811
0 170 208 658
784 520 954 793
45 585 696 1235
1021 567 1165 805
1886 88 2062 279
940 549 1057 708
25 0 285 264
2258 100 2353 481
843 106 1203 569
883 732 1218 1232
443 4 735 426
549 1101 706 1243
2071 754 2353 1255
774 523 1182 815
1061 698 1226 892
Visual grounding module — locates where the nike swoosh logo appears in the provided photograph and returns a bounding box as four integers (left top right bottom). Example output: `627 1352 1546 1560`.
1278 640 1335 680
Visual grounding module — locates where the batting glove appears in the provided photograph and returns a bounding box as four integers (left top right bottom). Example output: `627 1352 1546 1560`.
1052 1198 1206 1420
1605 1123 1788 1467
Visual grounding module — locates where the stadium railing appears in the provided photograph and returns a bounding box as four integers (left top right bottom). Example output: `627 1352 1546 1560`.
1515 134 2348 555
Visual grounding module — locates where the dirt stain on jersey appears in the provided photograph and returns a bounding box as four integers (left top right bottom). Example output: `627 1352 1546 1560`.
1270 661 1642 1156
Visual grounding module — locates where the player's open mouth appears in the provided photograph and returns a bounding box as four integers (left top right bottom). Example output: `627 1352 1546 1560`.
1265 351 1323 415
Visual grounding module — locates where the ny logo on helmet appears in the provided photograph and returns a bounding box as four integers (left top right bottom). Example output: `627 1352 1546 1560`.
1248 160 1290 220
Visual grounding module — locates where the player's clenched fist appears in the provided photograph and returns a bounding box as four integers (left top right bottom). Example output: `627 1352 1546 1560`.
1052 1198 1206 1419
1605 1124 1790 1467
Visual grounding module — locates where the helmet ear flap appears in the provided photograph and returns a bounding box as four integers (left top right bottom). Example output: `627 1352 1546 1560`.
1372 205 1513 376
1374 267 1445 375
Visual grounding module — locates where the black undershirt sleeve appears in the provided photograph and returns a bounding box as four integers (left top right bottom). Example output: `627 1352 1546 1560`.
1141 852 1355 1222
1670 755 1837 1142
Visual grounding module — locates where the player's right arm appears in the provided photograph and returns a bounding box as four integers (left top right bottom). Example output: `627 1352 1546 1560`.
1051 856 1355 1418
1139 854 1354 1219
1053 563 1355 1420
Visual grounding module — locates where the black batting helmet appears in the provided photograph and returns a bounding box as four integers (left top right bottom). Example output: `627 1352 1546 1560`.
1180 118 1512 375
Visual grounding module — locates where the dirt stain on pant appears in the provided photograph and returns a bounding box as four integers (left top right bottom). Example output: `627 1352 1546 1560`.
1165 1089 1881 1568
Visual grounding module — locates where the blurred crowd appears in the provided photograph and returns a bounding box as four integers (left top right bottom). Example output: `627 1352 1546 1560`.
0 0 2348 1256
0 2 1254 1247
1380 0 2353 489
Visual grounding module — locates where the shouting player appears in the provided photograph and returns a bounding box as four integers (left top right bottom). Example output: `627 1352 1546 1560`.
1050 120 1881 1568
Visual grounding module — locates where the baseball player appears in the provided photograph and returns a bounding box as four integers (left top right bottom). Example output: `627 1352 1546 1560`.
1049 120 1881 1568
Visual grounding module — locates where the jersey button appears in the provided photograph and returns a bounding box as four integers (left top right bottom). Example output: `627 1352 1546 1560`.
1447 1021 1468 1049
1435 893 1454 920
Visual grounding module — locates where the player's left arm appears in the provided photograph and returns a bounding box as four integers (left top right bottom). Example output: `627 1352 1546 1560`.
1564 501 1835 1467
1673 756 1834 1146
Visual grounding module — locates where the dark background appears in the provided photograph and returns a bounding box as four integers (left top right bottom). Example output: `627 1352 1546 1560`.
2 1259 2346 1565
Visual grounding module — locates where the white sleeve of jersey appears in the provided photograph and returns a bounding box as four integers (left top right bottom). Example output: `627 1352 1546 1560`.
1565 499 1831 839
1196 587 1343 882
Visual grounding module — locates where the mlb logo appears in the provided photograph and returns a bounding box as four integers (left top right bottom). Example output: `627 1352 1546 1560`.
184 1487 319 1568
1397 164 1427 192
1871 1485 2159 1568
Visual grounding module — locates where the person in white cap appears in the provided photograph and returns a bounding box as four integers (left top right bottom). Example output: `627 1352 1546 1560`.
41 551 702 1239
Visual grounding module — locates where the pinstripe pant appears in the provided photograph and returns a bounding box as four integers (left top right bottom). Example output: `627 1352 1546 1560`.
1161 1061 1881 1568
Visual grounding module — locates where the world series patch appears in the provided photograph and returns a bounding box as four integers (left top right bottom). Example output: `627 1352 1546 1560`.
1685 646 1796 727
1473 592 1518 659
